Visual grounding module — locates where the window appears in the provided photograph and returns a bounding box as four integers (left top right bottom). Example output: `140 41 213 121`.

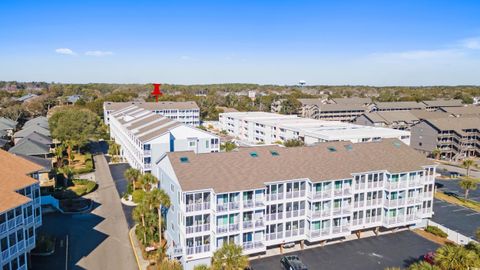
189 141 196 147
143 144 151 151
144 157 151 164
170 184 175 192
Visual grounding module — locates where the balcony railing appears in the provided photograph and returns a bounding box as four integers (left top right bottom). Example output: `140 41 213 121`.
216 223 240 234
243 200 254 209
284 228 305 238
332 206 351 216
266 193 284 201
333 188 352 197
384 181 408 190
366 198 382 207
309 209 330 219
229 202 240 211
309 228 330 238
186 224 210 234
216 201 240 212
266 213 282 221
186 202 210 213
331 225 350 234
311 190 332 200
186 244 210 255
285 209 306 219
265 232 284 241
383 198 406 208
285 190 306 199
254 219 265 227
243 221 253 229
406 197 423 205
367 181 383 189
408 180 423 187
242 241 264 250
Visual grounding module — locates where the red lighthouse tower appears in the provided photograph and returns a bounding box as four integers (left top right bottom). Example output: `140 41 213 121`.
151 83 163 102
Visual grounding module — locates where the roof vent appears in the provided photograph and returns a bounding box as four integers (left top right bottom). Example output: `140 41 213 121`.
344 145 353 151
270 150 279 156
249 152 258 157
327 146 337 152
180 157 189 163
393 141 402 148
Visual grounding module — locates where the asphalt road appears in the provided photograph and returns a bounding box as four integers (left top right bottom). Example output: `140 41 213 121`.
109 162 136 228
33 155 136 270
250 231 439 270
432 198 480 239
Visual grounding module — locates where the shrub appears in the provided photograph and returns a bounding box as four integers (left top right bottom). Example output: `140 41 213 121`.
132 190 146 203
425 225 448 238
85 181 97 193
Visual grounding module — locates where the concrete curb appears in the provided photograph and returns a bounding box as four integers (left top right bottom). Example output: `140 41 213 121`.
129 225 143 270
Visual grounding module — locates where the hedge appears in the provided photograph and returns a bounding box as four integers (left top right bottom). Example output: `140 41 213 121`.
425 225 448 238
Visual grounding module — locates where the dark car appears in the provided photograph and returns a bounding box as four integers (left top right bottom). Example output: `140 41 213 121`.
281 255 308 270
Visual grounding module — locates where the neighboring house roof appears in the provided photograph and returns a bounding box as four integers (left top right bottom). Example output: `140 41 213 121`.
13 154 52 173
0 117 17 129
20 131 52 146
298 99 324 106
15 93 39 102
374 102 426 110
165 139 434 193
422 116 480 136
24 116 49 129
14 125 50 139
67 95 82 103
361 111 448 125
0 149 42 212
9 138 51 156
104 101 200 111
422 99 463 107
439 105 480 116
331 97 372 105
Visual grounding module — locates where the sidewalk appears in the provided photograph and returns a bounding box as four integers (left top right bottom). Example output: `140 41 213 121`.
129 225 150 270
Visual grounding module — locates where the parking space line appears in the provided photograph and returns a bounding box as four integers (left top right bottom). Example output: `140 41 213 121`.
452 208 469 212
466 212 480 216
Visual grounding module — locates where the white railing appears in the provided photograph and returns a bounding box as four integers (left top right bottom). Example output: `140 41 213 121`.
406 197 423 205
309 228 330 238
186 202 210 213
366 198 382 207
383 198 406 208
243 221 253 229
243 241 264 250
229 202 240 210
216 223 240 234
285 209 306 219
186 224 210 234
186 245 210 255
284 228 305 238
332 206 351 216
265 232 284 241
332 225 350 234
285 190 306 199
310 209 330 219
384 181 408 190
267 193 284 201
364 215 382 224
255 219 265 227
243 200 254 209
266 213 282 221
367 181 383 189
334 188 352 197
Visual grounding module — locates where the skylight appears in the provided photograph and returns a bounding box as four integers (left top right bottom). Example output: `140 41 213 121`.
393 141 402 148
250 152 258 157
344 145 353 151
180 157 189 163
327 146 337 152
270 150 279 156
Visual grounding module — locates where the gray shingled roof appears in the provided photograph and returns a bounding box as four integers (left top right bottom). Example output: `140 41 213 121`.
422 116 480 136
13 154 52 172
374 102 426 110
9 138 50 156
165 139 435 193
0 117 17 129
14 125 50 139
24 116 49 129
332 97 372 105
422 99 463 107
439 105 480 116
20 132 52 146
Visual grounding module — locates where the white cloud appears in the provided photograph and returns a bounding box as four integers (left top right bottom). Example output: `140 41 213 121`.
461 37 480 50
55 48 76 55
85 50 113 57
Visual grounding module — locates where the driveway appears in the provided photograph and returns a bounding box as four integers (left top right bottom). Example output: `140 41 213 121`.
109 162 135 228
432 198 480 239
250 231 439 270
33 155 136 270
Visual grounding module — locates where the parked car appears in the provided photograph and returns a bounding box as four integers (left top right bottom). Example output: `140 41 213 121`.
281 255 308 270
423 251 435 265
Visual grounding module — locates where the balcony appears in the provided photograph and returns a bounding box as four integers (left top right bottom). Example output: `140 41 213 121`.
216 223 240 234
266 213 282 221
332 225 350 234
186 202 210 213
383 198 406 208
408 180 423 187
186 224 210 234
243 221 253 230
265 232 284 241
406 197 423 205
367 181 383 189
333 188 352 197
311 190 332 200
284 228 305 238
229 202 240 211
285 209 306 219
242 241 264 250
267 193 284 201
384 181 408 190
309 228 330 238
243 200 254 209
309 209 330 219
353 201 364 208
254 219 265 227
186 244 210 255
143 149 151 155
384 215 406 226
332 206 351 216
365 198 382 207
285 190 306 199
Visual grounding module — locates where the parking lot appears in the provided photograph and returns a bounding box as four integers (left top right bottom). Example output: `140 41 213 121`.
436 178 480 203
250 231 439 270
432 198 480 239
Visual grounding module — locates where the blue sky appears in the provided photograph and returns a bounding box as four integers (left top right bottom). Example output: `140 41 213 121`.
1 0 480 85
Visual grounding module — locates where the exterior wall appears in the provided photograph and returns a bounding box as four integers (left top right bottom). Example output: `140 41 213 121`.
410 122 440 154
157 158 436 270
0 183 42 270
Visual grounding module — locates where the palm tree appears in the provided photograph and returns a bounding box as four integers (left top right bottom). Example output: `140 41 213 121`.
462 159 475 177
435 243 479 270
220 141 237 152
54 144 66 168
140 173 158 192
408 261 440 270
124 168 141 190
132 201 149 244
211 242 249 270
459 177 478 199
431 148 441 160
148 189 171 245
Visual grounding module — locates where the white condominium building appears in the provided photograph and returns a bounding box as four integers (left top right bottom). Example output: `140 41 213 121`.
219 112 411 145
154 139 435 270
109 105 219 174
0 150 43 270
104 101 200 126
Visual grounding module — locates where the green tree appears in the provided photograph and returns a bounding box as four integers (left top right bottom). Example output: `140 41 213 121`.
279 96 301 115
462 159 475 177
435 243 479 270
194 264 210 270
211 242 249 270
408 261 440 270
459 177 478 199
431 148 441 160
140 173 158 191
49 107 105 160
124 168 141 190
147 189 171 244
108 141 120 163
220 141 237 152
